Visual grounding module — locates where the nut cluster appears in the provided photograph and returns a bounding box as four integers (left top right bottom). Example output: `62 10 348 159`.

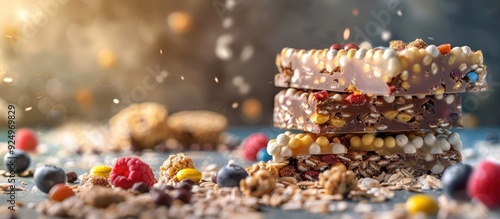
319 166 357 196
159 153 195 184
240 170 277 197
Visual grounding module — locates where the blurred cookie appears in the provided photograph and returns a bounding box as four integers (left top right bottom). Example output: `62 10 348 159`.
167 110 227 149
109 102 169 151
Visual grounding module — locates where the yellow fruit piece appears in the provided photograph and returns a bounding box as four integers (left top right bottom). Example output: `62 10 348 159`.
396 113 413 123
328 118 346 128
384 110 399 120
405 194 439 216
176 168 202 183
310 112 330 124
90 165 113 178
315 136 330 148
350 136 362 148
361 134 375 146
288 138 301 149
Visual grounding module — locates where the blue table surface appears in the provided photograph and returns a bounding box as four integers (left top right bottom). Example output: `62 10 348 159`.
1 126 499 219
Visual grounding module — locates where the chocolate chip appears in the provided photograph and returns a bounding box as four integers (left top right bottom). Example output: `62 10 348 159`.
173 188 192 203
131 182 149 194
177 180 193 191
150 188 172 207
66 171 78 183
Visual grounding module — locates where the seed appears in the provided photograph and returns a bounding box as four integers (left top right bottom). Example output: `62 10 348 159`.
310 112 330 124
396 113 412 123
328 118 346 128
384 110 398 120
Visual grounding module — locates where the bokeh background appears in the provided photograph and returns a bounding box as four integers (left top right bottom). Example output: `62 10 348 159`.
0 0 499 128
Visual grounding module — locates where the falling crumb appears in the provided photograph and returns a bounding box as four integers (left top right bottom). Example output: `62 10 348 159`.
5 35 13 38
113 99 120 104
397 10 403 16
181 76 185 80
381 30 391 41
352 8 359 17
160 49 163 54
3 77 13 83
343 28 350 41
231 102 239 109
215 77 219 83
428 37 435 40
25 107 32 111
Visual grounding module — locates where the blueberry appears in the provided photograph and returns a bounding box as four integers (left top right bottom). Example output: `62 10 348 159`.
34 165 66 194
442 163 473 201
216 163 248 188
256 148 272 162
4 149 30 173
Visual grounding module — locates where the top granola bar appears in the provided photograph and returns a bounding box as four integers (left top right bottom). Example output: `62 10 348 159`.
275 39 488 96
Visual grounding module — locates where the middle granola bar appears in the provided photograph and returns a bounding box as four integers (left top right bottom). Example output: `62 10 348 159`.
274 88 462 134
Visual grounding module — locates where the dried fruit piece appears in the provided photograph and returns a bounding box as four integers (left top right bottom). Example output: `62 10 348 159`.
330 44 342 51
48 184 75 202
313 90 329 101
437 44 451 55
310 112 330 124
345 94 366 105
344 43 359 50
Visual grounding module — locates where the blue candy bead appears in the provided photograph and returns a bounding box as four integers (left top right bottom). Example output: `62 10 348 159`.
466 71 478 83
256 148 272 162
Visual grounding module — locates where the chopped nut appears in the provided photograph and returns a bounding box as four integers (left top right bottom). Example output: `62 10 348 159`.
406 38 427 49
319 166 357 196
389 40 407 51
159 153 195 184
240 170 276 198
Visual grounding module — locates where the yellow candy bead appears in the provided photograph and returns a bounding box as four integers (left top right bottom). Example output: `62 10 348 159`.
90 165 112 178
361 134 375 146
384 136 396 148
373 137 384 148
300 135 314 147
315 136 330 148
350 136 362 148
288 138 301 149
295 133 305 139
405 194 439 216
176 168 202 183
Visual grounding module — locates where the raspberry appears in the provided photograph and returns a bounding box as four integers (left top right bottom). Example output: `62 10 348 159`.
109 157 156 189
321 154 340 165
241 133 268 161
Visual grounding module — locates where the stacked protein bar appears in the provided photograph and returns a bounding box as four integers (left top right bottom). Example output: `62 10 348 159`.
267 39 488 179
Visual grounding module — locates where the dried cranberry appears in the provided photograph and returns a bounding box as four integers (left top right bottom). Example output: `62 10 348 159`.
66 171 78 183
345 94 366 105
279 166 296 177
450 69 463 80
211 172 218 184
422 100 437 114
344 43 359 50
150 187 172 207
300 170 320 181
313 90 329 102
330 44 342 50
321 154 340 165
173 189 192 203
132 182 150 194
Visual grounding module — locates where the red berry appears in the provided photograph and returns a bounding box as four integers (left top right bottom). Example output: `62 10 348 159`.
345 94 366 105
468 160 500 208
330 44 342 50
109 157 156 189
241 133 268 161
344 43 359 50
321 154 340 165
313 90 329 102
15 128 38 152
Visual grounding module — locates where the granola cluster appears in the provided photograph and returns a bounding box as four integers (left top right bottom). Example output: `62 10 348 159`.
159 153 195 184
319 166 357 196
240 169 276 197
